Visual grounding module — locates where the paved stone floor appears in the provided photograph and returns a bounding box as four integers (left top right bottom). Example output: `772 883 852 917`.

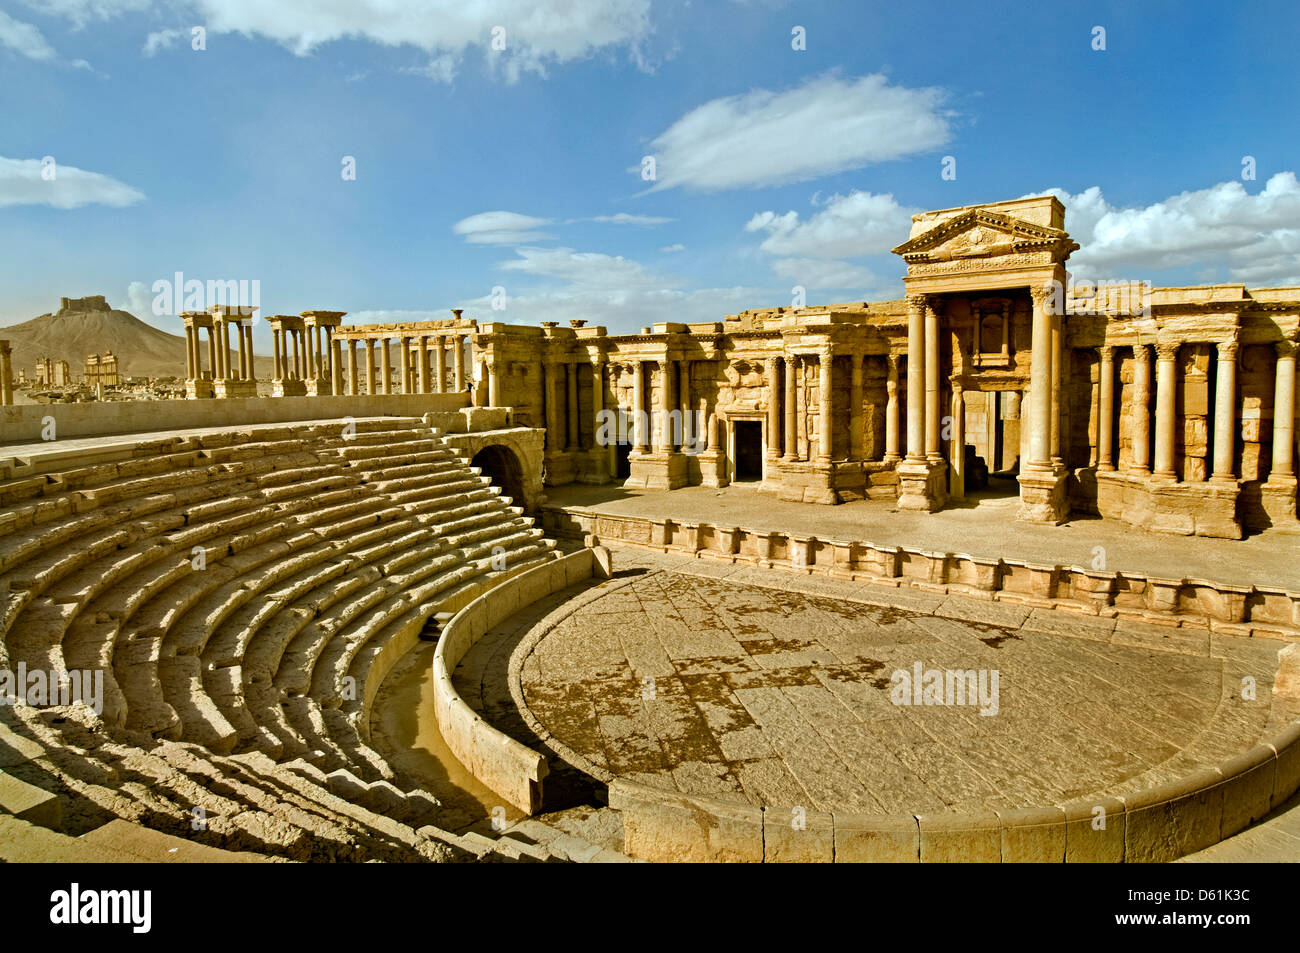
546 483 1300 590
457 547 1300 817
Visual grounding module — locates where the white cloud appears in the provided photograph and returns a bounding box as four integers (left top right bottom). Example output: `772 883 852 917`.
660 243 685 253
746 190 917 259
499 246 679 293
117 280 153 317
0 10 92 69
1038 172 1300 286
770 257 881 290
591 213 673 226
452 210 554 245
35 0 652 81
641 72 952 192
347 309 450 324
458 285 766 333
0 156 145 209
143 28 185 56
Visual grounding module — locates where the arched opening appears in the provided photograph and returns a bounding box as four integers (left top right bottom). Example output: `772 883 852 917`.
471 445 527 510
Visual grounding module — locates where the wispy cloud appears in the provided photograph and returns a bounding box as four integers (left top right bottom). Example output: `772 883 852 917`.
0 156 144 209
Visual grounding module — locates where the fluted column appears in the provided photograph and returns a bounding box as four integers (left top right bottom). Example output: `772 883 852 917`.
562 361 576 450
906 296 926 462
237 322 247 379
185 326 196 379
1271 339 1297 479
453 335 465 392
364 339 376 395
1211 340 1238 480
924 299 941 462
347 340 359 396
884 354 900 463
1097 346 1115 471
1153 341 1179 479
330 338 343 394
380 338 392 395
658 360 675 452
850 352 864 461
818 346 833 463
1027 287 1053 467
398 337 411 393
207 326 219 381
1050 312 1063 464
269 327 281 381
766 357 780 460
783 355 798 461
416 336 429 393
434 336 447 394
1130 345 1152 474
632 360 647 452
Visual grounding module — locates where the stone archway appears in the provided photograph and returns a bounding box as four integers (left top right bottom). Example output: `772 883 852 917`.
472 445 527 511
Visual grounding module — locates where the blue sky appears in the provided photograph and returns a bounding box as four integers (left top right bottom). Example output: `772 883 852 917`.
1 0 1298 342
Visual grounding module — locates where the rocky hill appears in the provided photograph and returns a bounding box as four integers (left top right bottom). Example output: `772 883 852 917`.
0 296 272 380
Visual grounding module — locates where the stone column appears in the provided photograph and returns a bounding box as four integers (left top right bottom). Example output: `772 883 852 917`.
950 383 965 498
659 360 675 452
1130 345 1152 474
818 346 833 463
365 339 376 395
884 354 901 463
417 336 429 394
453 335 465 392
564 361 579 450
348 340 359 396
237 322 247 379
850 353 864 461
766 356 780 460
207 326 219 381
924 299 942 462
592 359 605 449
1211 340 1238 480
269 327 281 381
1027 287 1053 467
1271 339 1297 479
1050 313 1063 464
247 325 258 381
679 360 692 450
0 341 12 406
543 362 560 452
331 338 343 394
1153 341 1179 479
906 296 926 462
487 358 500 406
380 338 392 395
632 360 647 452
1097 345 1116 470
435 336 447 394
185 326 196 379
399 337 412 393
783 355 798 461
193 326 204 379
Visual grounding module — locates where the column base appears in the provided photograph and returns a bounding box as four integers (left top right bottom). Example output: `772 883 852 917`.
544 450 577 487
305 377 332 396
693 449 729 488
1261 476 1299 530
897 458 947 512
624 450 688 490
577 448 611 485
272 379 307 397
185 379 213 399
213 379 258 399
1016 464 1069 525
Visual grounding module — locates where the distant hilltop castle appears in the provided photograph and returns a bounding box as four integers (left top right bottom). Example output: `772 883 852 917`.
57 295 111 315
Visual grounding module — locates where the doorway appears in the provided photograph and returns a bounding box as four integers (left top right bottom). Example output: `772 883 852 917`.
734 420 763 482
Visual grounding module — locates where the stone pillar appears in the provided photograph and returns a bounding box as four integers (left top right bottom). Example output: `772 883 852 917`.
1271 339 1297 479
435 336 447 394
0 341 12 406
679 360 692 450
1027 287 1053 468
1130 345 1152 474
884 354 901 463
544 362 560 452
658 360 675 452
365 339 376 395
783 355 798 461
1211 340 1238 480
348 340 359 396
331 338 343 394
592 359 605 447
1050 313 1063 464
237 323 248 379
380 338 392 395
453 335 465 392
1097 346 1116 471
766 356 780 460
850 353 864 461
924 299 941 462
207 326 219 381
950 383 965 498
185 326 196 379
193 326 204 379
399 337 412 393
632 360 647 452
417 336 429 394
566 361 580 450
487 358 500 407
270 327 281 381
1153 342 1179 479
818 347 833 463
906 296 926 462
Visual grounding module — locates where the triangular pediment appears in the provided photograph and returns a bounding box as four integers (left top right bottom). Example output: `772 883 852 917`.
891 208 1074 261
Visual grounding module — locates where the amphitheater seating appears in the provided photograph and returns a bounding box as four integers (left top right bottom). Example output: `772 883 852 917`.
0 415 614 862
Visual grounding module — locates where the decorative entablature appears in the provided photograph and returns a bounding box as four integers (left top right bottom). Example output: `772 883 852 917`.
334 316 476 340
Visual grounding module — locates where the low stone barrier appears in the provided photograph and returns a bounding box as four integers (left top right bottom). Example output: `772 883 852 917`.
542 507 1300 638
610 714 1300 862
432 546 610 814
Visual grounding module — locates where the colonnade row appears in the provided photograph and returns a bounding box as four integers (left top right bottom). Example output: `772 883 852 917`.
328 334 471 396
1094 337 1298 483
182 315 257 382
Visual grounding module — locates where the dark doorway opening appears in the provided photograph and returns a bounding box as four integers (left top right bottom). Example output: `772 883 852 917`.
471 445 526 510
734 421 764 482
615 441 632 479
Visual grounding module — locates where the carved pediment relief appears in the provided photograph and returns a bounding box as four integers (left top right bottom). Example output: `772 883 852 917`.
892 209 1078 264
